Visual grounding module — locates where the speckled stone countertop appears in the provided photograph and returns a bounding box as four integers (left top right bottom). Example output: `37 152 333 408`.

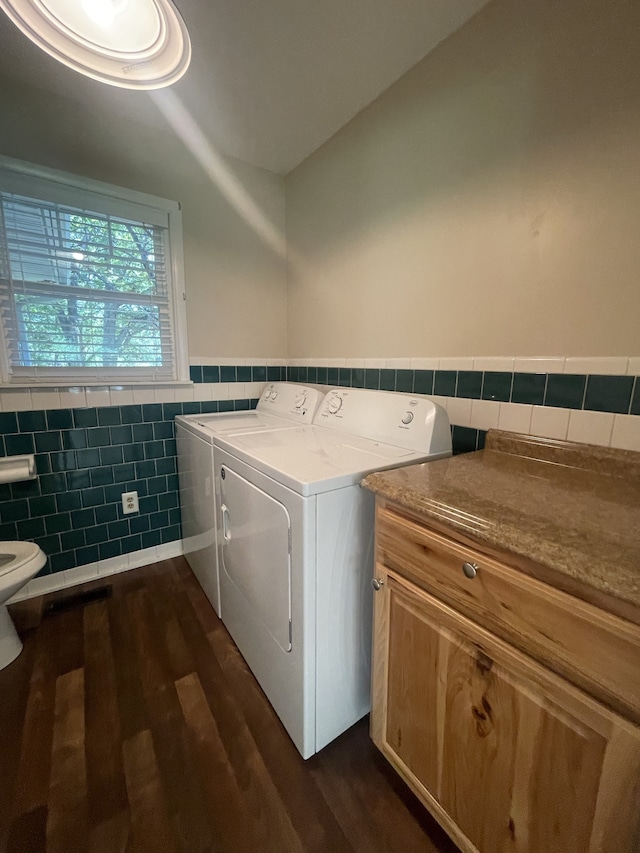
362 430 640 619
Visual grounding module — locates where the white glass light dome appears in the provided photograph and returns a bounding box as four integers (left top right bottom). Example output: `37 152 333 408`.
0 0 191 90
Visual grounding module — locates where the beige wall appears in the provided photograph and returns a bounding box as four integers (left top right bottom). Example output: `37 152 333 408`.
285 0 640 359
0 74 287 360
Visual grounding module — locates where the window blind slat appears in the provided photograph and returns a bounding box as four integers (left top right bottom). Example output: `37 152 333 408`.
4 280 171 307
0 188 178 379
0 172 171 228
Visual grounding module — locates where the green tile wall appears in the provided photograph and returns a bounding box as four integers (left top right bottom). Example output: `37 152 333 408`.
3 362 638 580
190 365 285 383
285 364 638 455
285 365 639 416
0 397 259 578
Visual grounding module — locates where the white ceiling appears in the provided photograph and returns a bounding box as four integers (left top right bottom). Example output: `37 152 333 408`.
0 0 490 174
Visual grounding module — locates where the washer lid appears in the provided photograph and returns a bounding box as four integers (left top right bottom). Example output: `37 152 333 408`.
215 426 449 497
175 383 325 442
176 411 309 444
0 541 46 578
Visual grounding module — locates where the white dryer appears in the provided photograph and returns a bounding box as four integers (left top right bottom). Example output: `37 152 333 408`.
214 388 451 758
176 383 324 616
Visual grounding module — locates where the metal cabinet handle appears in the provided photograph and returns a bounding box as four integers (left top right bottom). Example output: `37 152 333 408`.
371 577 385 591
462 561 478 579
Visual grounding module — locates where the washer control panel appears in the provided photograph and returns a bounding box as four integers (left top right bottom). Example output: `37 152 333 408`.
262 384 279 402
314 388 451 454
257 383 323 422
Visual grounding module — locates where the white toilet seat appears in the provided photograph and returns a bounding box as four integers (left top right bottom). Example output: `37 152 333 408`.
0 541 46 578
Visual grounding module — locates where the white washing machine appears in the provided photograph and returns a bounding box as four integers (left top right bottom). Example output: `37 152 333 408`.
214 388 451 758
176 383 324 615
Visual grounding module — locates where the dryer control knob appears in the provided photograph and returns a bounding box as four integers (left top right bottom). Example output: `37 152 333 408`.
401 411 414 425
295 392 307 409
328 394 343 414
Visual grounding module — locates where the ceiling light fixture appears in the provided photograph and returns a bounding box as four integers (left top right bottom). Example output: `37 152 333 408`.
0 0 191 90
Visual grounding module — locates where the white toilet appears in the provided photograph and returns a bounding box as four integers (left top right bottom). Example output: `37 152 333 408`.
0 542 47 669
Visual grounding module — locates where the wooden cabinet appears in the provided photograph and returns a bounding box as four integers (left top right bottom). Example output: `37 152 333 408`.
371 503 640 853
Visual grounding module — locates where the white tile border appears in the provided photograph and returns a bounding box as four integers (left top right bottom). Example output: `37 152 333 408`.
131 386 157 405
216 356 245 366
472 356 515 373
85 386 111 407
443 399 638 451
244 357 284 366
611 415 640 451
108 387 134 406
8 540 184 604
429 395 449 411
498 403 533 434
513 357 565 374
0 382 192 411
384 358 412 369
410 357 439 370
30 389 62 409
445 397 472 428
192 383 215 402
469 399 500 431
206 383 231 402
298 355 640 376
173 384 195 403
437 357 474 371
0 389 33 411
564 357 629 376
530 406 570 440
241 382 266 400
153 386 176 404
59 387 87 408
567 410 615 447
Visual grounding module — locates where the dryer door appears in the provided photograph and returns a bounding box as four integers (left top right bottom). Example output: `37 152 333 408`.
219 464 292 652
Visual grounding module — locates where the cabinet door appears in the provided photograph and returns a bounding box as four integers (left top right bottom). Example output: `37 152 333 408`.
371 570 640 853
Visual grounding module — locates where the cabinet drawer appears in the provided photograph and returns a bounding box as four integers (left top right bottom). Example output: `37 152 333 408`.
376 505 640 724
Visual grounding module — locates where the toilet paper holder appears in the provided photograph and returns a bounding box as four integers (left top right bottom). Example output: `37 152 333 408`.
0 454 36 484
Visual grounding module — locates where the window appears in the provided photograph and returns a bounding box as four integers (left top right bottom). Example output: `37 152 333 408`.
0 156 188 384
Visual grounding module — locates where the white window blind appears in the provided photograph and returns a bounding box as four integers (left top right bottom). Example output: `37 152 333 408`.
0 158 187 385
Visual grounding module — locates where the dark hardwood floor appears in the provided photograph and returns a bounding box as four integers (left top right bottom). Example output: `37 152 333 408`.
0 557 457 853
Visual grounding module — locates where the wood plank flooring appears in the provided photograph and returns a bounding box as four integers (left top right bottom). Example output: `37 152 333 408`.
0 558 458 853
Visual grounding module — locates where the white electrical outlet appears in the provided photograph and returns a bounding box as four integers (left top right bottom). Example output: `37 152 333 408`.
122 490 139 514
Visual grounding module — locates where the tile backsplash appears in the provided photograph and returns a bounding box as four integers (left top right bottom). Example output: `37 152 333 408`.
284 363 638 414
285 358 640 454
0 392 259 585
1 356 638 598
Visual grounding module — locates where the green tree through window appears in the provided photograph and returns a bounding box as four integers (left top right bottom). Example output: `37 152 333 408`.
5 200 167 369
0 157 186 385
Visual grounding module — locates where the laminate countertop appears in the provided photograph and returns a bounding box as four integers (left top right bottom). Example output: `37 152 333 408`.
362 430 640 622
